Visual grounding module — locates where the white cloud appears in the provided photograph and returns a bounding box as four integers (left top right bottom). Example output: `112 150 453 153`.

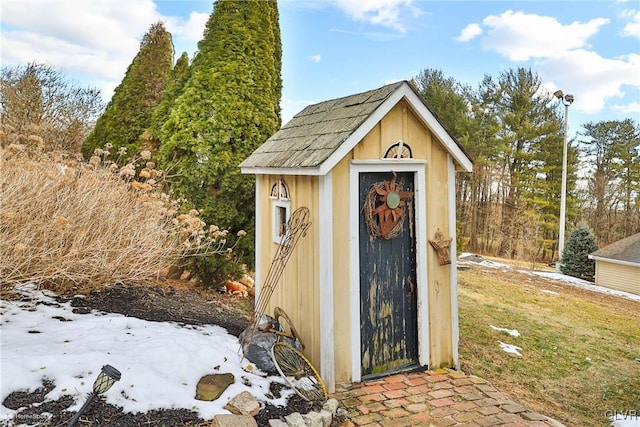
331 0 422 33
539 50 640 114
165 11 209 44
456 23 482 42
479 10 609 61
0 0 208 101
309 54 322 63
620 9 640 39
612 101 640 114
457 10 640 115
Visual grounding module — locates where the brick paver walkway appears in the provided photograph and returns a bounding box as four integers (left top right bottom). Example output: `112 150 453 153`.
333 369 565 427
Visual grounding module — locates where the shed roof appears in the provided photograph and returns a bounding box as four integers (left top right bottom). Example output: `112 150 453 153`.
240 80 473 176
590 232 640 265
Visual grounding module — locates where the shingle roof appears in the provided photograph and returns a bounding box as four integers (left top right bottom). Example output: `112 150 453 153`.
590 232 640 265
240 80 472 175
241 82 401 170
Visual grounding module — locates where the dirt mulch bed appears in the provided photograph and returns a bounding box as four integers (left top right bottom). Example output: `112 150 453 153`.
2 282 342 427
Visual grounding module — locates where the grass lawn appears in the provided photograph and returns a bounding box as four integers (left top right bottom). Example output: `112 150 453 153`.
458 263 640 427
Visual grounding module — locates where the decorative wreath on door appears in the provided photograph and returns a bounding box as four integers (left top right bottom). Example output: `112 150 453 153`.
363 173 414 239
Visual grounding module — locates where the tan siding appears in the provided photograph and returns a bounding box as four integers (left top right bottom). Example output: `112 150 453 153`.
332 156 352 382
355 122 381 159
380 104 403 153
257 175 322 369
254 98 459 383
595 261 640 295
426 141 453 368
406 102 431 159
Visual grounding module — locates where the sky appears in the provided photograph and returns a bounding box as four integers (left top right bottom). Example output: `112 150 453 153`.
1 0 639 141
2 262 639 426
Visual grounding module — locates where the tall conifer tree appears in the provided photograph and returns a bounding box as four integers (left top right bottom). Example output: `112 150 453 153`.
158 0 282 274
149 52 190 151
82 22 173 158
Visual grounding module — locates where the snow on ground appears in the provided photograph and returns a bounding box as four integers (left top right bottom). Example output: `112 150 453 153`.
527 270 640 303
498 342 522 357
458 253 640 303
610 415 640 427
0 284 291 424
490 325 520 337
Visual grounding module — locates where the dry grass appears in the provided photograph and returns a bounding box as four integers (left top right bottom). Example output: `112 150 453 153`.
0 146 239 294
458 265 640 427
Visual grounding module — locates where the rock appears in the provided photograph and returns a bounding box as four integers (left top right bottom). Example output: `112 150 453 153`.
319 409 333 427
284 412 306 427
338 421 355 427
336 408 349 418
268 420 288 427
239 274 255 288
224 391 260 416
213 414 257 427
322 398 339 414
195 373 234 401
303 411 324 427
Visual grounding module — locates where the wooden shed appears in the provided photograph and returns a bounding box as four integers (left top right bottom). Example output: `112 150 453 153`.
240 81 473 392
589 232 640 296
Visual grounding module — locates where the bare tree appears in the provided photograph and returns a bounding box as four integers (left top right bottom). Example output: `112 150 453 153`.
1 63 102 155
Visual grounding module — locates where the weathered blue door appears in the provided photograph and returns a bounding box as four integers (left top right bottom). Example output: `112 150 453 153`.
359 171 418 378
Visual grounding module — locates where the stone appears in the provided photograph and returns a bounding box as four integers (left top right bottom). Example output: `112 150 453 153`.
268 420 288 427
319 409 333 427
303 411 324 427
284 412 306 427
323 398 340 414
224 391 260 416
213 414 257 427
195 373 234 401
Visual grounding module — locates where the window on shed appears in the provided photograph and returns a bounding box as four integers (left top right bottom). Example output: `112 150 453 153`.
270 180 290 243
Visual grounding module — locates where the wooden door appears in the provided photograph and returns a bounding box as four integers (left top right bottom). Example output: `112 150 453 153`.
359 171 418 378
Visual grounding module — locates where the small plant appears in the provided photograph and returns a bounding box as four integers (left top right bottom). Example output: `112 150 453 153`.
560 224 598 281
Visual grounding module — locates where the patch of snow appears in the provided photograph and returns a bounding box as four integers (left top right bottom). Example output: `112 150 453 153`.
458 254 640 303
459 253 510 269
498 341 522 357
542 290 560 295
609 414 640 427
1 284 291 423
490 325 520 337
527 271 640 303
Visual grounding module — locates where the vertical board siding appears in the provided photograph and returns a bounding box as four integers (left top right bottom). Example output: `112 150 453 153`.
332 156 352 382
426 131 453 368
258 175 322 370
254 98 459 384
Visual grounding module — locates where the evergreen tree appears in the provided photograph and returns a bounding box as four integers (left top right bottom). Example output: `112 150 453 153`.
494 68 564 257
580 119 640 244
82 22 173 158
157 0 282 280
560 224 598 281
411 69 471 139
148 52 190 151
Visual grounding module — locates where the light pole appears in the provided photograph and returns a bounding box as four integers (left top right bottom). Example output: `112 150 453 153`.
554 89 574 272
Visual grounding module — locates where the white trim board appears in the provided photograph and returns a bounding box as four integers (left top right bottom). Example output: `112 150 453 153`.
318 172 335 393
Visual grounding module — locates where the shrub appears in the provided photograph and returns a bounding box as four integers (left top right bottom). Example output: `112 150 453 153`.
0 144 242 294
560 224 598 281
